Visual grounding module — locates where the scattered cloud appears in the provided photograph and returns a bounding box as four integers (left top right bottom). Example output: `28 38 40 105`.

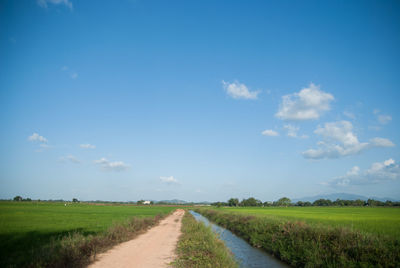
303 121 395 159
276 83 334 121
70 72 78 79
37 0 73 10
222 80 260 100
372 109 392 126
343 111 355 119
60 155 80 164
378 115 392 125
325 159 400 187
80 144 96 149
160 176 179 184
28 133 48 143
283 124 308 139
61 66 78 79
94 158 129 171
370 137 395 147
262 129 279 137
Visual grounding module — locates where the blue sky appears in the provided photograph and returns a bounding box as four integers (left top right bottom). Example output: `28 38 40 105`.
1 0 399 202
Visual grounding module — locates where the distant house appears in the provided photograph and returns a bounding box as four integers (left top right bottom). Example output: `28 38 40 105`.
143 200 151 205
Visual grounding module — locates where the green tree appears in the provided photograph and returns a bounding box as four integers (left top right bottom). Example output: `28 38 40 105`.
241 197 262 207
276 197 291 207
13 196 23 201
228 198 239 207
72 198 79 203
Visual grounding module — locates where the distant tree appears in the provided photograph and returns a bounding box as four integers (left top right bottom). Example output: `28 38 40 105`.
353 199 365 206
276 197 291 207
241 197 262 207
72 198 79 203
303 201 312 206
150 201 154 205
313 199 332 206
137 200 145 205
263 201 272 207
367 199 383 206
211 201 227 207
228 198 239 207
295 201 304 207
385 200 393 206
13 196 23 201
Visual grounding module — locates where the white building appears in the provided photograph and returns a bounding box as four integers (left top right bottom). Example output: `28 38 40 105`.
143 200 151 205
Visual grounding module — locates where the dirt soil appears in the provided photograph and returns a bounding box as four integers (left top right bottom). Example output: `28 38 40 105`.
88 209 185 268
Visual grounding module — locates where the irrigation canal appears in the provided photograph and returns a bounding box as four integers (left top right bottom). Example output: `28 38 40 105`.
189 210 290 268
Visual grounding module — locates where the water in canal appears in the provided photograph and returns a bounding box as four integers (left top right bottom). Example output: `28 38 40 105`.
189 210 290 268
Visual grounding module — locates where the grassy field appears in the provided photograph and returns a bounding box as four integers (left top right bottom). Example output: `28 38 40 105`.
216 206 400 237
173 211 238 268
0 201 176 267
197 207 400 267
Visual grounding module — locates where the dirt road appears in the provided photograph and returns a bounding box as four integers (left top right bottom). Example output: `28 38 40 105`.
88 209 185 268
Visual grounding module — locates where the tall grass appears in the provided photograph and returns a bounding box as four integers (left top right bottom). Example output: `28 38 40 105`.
172 211 238 268
197 208 400 267
0 202 175 267
32 214 164 268
217 206 400 237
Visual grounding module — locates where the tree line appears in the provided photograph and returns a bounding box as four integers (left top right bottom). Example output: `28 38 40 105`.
211 197 400 207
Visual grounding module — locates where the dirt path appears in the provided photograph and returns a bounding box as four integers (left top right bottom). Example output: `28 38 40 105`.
88 209 185 268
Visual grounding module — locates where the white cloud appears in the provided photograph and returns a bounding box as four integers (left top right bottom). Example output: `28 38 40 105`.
325 159 400 187
370 137 395 147
283 124 308 138
94 158 129 171
276 83 334 121
303 121 395 159
70 72 78 79
378 115 392 125
61 66 78 79
343 111 355 119
37 0 73 10
80 144 96 149
262 129 279 137
28 133 48 143
60 155 80 164
222 80 260 100
160 176 179 184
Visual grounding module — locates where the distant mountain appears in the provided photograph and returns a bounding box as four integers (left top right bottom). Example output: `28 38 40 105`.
292 193 398 203
157 199 187 204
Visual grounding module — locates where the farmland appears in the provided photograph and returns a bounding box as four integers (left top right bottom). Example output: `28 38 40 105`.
196 207 400 267
0 202 176 267
216 206 400 237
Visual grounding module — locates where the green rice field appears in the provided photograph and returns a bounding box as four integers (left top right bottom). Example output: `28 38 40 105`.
0 201 176 267
216 206 400 237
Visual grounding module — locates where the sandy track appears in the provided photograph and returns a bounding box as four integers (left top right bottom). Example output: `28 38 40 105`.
88 209 185 268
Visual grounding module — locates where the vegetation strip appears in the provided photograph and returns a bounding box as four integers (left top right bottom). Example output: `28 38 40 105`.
0 202 175 268
196 208 400 267
31 214 165 268
172 211 238 268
